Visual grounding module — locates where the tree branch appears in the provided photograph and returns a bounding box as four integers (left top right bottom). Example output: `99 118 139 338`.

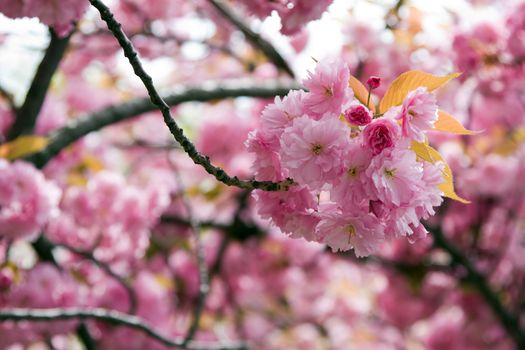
76 322 97 350
430 226 525 349
8 29 72 140
25 80 296 169
0 308 247 350
206 0 295 78
88 0 294 192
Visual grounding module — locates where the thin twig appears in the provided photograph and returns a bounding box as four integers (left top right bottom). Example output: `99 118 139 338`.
8 29 72 140
53 241 138 314
169 158 210 345
88 0 294 192
0 308 247 350
430 226 525 349
206 0 295 78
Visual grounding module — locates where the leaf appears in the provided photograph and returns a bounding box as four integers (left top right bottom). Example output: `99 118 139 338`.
0 135 48 160
348 76 376 114
66 155 105 187
433 110 480 135
411 141 470 203
379 71 461 114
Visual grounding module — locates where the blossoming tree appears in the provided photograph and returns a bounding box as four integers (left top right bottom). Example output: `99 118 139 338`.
0 0 524 349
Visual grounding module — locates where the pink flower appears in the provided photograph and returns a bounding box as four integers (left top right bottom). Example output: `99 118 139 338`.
0 160 61 241
362 117 400 155
398 87 438 142
0 267 14 291
279 0 334 35
245 130 285 182
255 186 319 241
279 115 349 187
260 90 308 138
343 103 373 126
303 58 353 116
316 203 385 256
330 142 372 207
365 148 423 206
0 0 88 37
0 102 14 142
46 171 168 268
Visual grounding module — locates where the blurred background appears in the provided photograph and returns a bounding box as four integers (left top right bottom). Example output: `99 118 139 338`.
0 0 524 349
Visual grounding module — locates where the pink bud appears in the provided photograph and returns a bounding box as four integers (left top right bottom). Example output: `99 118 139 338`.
366 76 381 90
343 104 373 126
0 268 14 290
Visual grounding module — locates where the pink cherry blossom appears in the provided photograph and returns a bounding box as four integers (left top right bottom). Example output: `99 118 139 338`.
303 58 353 116
245 130 285 181
0 0 88 37
343 103 373 126
365 148 423 207
397 87 438 142
330 142 372 207
362 117 400 155
255 185 319 241
260 90 308 138
279 115 349 187
0 160 61 241
316 203 385 256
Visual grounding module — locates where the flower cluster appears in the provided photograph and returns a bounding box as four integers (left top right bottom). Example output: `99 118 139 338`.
0 159 61 241
236 0 333 35
248 58 450 256
0 0 87 37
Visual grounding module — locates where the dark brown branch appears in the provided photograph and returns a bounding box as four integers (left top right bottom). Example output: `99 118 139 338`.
430 226 525 349
206 0 295 78
0 308 247 350
8 29 71 140
88 0 294 191
24 80 297 171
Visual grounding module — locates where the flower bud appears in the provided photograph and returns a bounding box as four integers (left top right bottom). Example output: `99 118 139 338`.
366 76 381 90
343 104 373 126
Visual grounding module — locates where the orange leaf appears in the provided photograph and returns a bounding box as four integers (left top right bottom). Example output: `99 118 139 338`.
379 70 461 114
411 141 470 204
0 135 48 160
433 110 480 135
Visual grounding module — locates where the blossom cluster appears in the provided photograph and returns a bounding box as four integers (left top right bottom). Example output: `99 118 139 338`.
248 58 447 256
236 0 334 35
0 0 87 37
0 159 61 241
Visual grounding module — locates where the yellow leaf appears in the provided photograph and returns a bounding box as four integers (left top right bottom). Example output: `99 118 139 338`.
411 141 470 203
80 155 104 172
348 76 376 114
411 140 433 162
66 173 88 187
154 274 174 290
434 110 480 135
379 71 461 114
0 135 48 160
